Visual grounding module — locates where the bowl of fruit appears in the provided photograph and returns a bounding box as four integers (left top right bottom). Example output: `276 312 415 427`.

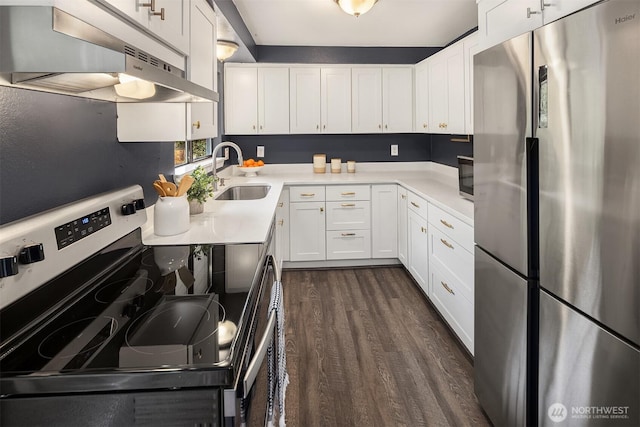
237 159 265 177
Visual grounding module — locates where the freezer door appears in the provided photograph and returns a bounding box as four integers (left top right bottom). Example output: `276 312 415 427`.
473 32 532 276
539 290 640 426
474 248 530 427
535 0 640 345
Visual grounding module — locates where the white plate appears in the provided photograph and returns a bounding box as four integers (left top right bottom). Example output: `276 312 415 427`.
237 165 264 177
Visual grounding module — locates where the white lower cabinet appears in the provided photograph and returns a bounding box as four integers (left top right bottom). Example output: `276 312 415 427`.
371 184 398 259
274 188 290 265
407 208 429 295
397 187 408 267
289 200 326 262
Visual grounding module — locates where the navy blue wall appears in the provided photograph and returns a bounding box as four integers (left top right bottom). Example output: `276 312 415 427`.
0 86 174 225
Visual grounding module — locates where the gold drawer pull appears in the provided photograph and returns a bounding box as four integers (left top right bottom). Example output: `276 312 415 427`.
278 202 284 207
277 219 284 226
320 207 324 212
300 193 315 197
440 219 454 229
341 192 356 196
441 281 455 295
421 226 427 233
440 238 454 249
341 233 356 237
341 203 356 207
411 201 420 208
401 194 407 199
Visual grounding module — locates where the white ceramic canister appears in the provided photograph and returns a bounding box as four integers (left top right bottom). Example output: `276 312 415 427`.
154 195 190 236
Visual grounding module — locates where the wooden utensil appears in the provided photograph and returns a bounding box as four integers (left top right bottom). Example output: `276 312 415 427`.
176 175 195 197
160 181 177 197
153 181 166 197
158 174 167 182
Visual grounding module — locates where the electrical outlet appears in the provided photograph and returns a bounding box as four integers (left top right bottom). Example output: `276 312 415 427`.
391 144 399 156
257 146 265 158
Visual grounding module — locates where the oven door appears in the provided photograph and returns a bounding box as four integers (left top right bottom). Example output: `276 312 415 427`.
226 254 280 427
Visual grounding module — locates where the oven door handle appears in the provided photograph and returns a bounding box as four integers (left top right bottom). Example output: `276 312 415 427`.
243 310 276 399
269 254 281 283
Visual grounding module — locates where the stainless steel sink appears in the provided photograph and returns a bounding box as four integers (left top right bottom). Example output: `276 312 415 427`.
215 185 271 201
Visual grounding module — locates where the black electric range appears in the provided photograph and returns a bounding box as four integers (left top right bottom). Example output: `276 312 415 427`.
0 186 275 426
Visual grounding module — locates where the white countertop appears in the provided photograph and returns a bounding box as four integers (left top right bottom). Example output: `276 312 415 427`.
141 161 473 246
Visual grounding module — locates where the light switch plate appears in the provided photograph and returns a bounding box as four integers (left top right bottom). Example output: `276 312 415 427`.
257 146 265 158
391 145 399 156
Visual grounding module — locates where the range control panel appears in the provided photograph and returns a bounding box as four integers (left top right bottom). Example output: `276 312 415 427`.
54 208 112 249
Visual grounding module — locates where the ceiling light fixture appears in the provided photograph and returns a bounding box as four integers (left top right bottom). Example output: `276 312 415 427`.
217 40 239 62
334 0 378 17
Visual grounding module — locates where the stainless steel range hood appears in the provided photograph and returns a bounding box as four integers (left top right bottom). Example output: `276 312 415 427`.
0 6 219 103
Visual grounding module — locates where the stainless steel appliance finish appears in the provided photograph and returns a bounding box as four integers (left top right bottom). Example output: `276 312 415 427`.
456 155 474 200
473 30 538 427
535 1 640 424
0 6 219 103
474 248 529 426
473 31 532 276
539 291 640 427
475 1 640 426
215 185 271 201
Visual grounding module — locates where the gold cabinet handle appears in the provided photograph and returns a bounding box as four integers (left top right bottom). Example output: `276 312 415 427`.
421 226 427 233
384 124 388 129
341 232 356 237
277 219 284 226
341 203 356 207
320 207 324 212
300 193 315 197
440 219 454 229
440 238 454 249
401 194 407 199
141 0 155 10
527 7 542 18
260 125 263 130
411 201 420 208
423 123 427 129
341 192 356 196
441 281 455 295
378 124 382 129
277 202 284 207
323 124 326 130
193 120 201 129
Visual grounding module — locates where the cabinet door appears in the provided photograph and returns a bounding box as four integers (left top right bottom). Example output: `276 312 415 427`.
477 0 542 50
446 43 465 134
289 202 326 261
325 201 371 231
542 0 598 24
428 53 448 134
351 67 383 133
187 0 216 139
414 59 429 133
408 209 429 294
289 67 321 134
259 67 290 134
397 187 408 267
96 0 147 24
147 0 190 54
225 67 258 134
321 67 351 133
382 67 414 133
275 189 290 265
371 185 398 258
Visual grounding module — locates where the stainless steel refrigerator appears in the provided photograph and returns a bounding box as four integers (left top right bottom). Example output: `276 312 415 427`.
474 1 639 426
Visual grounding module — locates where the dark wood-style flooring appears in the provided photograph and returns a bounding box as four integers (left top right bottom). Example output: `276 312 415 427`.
282 267 491 427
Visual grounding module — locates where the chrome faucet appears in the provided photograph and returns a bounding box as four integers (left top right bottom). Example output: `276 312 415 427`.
211 141 244 191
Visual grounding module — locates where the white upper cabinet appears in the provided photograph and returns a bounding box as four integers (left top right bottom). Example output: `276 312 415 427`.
289 67 321 133
414 59 429 133
321 68 352 134
428 41 465 134
352 66 413 133
477 0 598 50
225 66 289 135
95 0 190 54
289 67 351 134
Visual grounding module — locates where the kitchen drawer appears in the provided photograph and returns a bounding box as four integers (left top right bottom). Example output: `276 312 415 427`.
289 186 326 202
430 263 474 354
407 191 428 220
326 201 371 231
428 203 473 252
326 230 371 260
429 227 474 295
325 185 370 201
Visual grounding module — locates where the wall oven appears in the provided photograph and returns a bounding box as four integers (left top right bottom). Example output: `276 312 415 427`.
0 186 279 426
457 155 474 200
